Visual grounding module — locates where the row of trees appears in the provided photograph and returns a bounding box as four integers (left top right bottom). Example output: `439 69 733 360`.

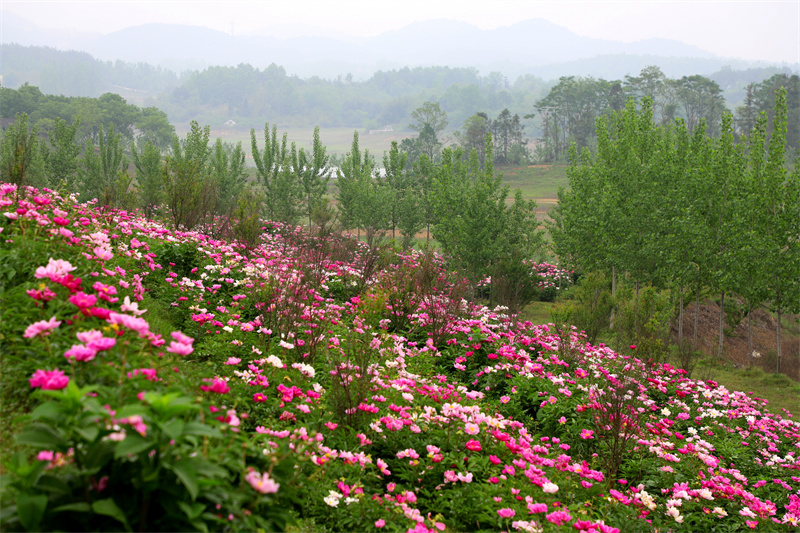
550 91 799 371
534 66 729 160
0 84 176 149
1 106 546 310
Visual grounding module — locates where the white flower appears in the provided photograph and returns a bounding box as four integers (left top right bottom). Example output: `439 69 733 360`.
222 326 234 333
279 340 295 350
542 482 559 493
324 490 342 507
266 355 283 368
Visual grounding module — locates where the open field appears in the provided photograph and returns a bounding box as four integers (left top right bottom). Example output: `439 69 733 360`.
175 123 410 159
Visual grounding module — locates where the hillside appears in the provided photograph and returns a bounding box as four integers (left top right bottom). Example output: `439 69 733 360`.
1 182 798 532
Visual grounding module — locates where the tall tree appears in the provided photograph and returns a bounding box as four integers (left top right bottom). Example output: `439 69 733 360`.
251 123 292 223
0 113 45 187
131 140 164 217
41 117 82 190
81 123 129 207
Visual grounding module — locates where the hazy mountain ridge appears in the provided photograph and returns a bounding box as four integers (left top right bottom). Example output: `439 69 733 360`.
4 10 785 81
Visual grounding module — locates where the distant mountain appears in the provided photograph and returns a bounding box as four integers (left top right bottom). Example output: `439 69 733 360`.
2 11 793 81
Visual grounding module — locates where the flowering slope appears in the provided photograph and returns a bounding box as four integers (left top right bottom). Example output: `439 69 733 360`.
1 183 798 533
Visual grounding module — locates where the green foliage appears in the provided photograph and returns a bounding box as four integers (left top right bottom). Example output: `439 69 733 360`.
0 113 45 188
41 117 82 190
163 121 217 230
567 271 614 344
80 123 128 206
614 283 672 364
131 140 164 217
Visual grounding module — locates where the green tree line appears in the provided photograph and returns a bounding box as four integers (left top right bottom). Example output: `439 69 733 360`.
549 90 799 372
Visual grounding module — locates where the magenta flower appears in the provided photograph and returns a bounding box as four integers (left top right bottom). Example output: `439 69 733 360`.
23 316 61 338
29 369 69 390
200 378 230 394
69 291 98 309
374 519 385 528
52 216 70 226
465 439 482 452
580 429 595 439
497 508 515 518
64 344 98 362
545 510 572 526
528 503 548 514
26 287 57 301
245 470 279 493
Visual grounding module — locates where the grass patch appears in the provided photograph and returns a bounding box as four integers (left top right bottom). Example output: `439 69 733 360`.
520 301 557 325
694 358 800 418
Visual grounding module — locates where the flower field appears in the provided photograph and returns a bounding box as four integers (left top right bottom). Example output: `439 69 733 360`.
1 182 798 533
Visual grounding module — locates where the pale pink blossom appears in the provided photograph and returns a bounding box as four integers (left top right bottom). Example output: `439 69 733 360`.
245 470 279 493
23 316 61 338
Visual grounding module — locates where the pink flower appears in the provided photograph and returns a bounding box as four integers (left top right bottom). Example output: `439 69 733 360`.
64 344 98 362
528 503 548 514
128 368 158 381
465 422 480 435
37 450 55 461
465 439 482 452
23 316 61 338
167 341 194 356
34 258 76 281
29 369 69 390
52 216 70 226
325 422 338 430
253 393 267 402
500 395 510 403
545 510 572 526
87 336 116 351
580 429 594 440
108 312 150 337
497 508 516 518
224 357 241 365
69 291 97 309
171 331 194 345
26 287 57 301
200 378 230 394
375 519 385 528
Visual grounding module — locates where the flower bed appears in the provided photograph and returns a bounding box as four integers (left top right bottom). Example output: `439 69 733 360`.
1 183 798 532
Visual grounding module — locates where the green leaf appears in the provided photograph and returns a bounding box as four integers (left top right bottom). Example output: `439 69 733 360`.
181 421 221 438
17 492 47 531
74 425 99 442
29 403 63 422
113 433 153 459
92 498 131 532
178 501 205 520
33 474 70 495
16 423 66 449
51 502 91 513
83 441 114 471
170 459 199 501
160 419 184 441
114 405 147 419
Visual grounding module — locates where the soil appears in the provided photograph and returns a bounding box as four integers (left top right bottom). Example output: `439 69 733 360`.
672 300 800 380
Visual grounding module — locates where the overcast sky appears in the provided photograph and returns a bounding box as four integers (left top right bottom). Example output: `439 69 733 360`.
2 0 798 64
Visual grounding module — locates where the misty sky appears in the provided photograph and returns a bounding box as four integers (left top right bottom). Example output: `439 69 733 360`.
2 0 798 64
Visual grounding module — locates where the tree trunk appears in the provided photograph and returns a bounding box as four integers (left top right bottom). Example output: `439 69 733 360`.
678 286 684 344
747 308 753 367
693 283 700 350
777 306 782 374
717 291 725 358
610 266 616 331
